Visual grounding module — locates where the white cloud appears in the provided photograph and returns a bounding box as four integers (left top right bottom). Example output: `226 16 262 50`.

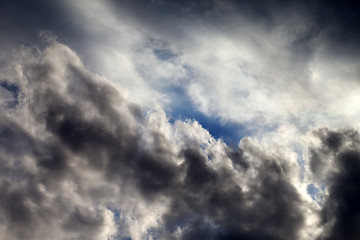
58 0 360 149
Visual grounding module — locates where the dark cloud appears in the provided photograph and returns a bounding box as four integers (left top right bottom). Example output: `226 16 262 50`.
0 41 310 239
226 147 249 169
1 0 360 238
161 147 304 240
62 207 104 235
309 128 360 240
4 31 360 240
315 0 360 57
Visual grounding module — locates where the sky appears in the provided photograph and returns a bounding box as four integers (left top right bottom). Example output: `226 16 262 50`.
1 0 360 239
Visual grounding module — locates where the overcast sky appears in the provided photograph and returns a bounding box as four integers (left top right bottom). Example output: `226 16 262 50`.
1 0 360 239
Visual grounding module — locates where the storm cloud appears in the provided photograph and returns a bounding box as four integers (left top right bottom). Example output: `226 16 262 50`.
1 0 360 239
0 40 312 240
307 128 360 240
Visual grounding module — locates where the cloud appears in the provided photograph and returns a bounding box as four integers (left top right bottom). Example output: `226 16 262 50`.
48 0 360 147
2 0 360 143
306 128 360 240
0 39 323 240
1 0 360 239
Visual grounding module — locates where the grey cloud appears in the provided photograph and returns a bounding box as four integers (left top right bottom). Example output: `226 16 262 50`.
0 41 310 239
2 1 360 238
162 146 304 240
226 147 249 169
315 0 360 58
309 128 360 240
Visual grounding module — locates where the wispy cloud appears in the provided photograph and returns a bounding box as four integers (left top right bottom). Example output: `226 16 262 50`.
60 0 360 142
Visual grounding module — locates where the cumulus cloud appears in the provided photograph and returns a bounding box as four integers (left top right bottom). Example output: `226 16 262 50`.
1 0 360 239
0 39 328 240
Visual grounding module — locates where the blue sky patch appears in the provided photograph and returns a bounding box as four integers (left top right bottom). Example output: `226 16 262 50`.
166 86 249 145
153 48 177 61
1 81 21 108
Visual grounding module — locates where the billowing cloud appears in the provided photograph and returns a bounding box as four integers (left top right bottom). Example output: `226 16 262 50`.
1 0 360 239
0 40 323 240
